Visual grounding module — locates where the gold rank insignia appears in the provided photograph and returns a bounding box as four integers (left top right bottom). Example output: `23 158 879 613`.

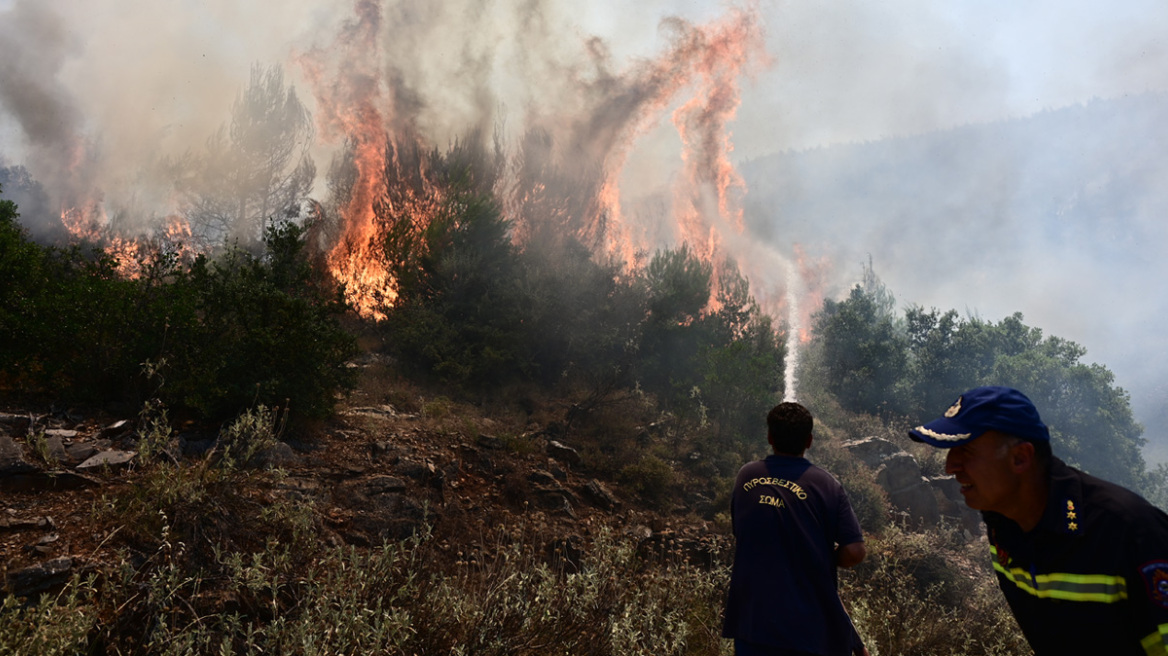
945 397 962 418
1065 499 1081 533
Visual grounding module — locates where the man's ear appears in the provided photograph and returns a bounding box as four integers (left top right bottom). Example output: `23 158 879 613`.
1010 440 1036 473
805 433 814 451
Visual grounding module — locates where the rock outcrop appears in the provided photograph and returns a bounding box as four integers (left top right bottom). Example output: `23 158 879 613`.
843 437 980 536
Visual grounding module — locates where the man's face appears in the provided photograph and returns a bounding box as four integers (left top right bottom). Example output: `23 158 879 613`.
944 431 1025 515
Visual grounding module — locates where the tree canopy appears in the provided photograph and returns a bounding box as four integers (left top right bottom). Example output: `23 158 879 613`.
807 273 1150 492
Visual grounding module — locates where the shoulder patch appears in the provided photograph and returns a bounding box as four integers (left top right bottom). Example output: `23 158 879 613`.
1140 561 1168 609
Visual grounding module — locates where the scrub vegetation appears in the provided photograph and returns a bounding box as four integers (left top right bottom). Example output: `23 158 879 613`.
8 116 1156 653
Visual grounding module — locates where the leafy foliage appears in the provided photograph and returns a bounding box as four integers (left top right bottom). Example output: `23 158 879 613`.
812 284 908 417
380 149 530 388
809 267 1152 493
366 141 784 462
161 221 357 419
0 184 355 420
845 528 1028 656
0 188 153 397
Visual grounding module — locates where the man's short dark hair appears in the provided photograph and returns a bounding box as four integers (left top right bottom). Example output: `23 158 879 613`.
768 402 813 454
1031 438 1052 466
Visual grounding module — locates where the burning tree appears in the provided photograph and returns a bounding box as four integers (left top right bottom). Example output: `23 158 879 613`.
177 63 316 250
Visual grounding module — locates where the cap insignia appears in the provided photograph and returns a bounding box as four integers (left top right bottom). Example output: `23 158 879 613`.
913 425 972 442
944 397 962 418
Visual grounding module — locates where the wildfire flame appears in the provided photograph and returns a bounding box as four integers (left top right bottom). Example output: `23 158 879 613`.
60 202 195 280
24 0 831 351
296 0 769 320
59 203 143 279
299 0 397 320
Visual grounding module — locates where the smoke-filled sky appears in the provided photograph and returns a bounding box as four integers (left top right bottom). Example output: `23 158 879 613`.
6 0 1166 159
2 0 1167 454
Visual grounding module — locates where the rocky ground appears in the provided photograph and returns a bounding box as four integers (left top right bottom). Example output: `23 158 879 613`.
1 384 728 599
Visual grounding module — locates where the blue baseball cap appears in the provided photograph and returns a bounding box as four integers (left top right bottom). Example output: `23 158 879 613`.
908 386 1050 447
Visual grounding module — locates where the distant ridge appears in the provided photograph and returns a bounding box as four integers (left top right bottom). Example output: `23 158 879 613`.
739 91 1168 459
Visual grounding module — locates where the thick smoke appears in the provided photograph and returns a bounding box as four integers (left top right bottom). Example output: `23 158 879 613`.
0 1 91 236
3 0 1167 449
0 0 769 259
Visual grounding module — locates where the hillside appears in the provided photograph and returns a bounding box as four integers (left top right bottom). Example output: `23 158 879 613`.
740 93 1168 457
1 367 725 593
0 355 1029 655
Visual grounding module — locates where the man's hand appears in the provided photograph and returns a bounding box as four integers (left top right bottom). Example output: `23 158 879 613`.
836 541 867 569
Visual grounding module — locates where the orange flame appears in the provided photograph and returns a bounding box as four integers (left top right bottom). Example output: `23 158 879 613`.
60 202 195 280
299 0 397 320
498 3 770 318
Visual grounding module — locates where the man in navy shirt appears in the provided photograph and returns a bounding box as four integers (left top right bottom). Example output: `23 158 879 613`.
723 402 868 656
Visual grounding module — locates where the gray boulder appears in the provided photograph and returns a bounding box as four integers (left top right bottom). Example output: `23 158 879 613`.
0 413 31 436
844 437 902 468
77 450 137 471
0 434 37 475
928 475 983 537
844 437 940 529
581 478 620 511
546 440 582 468
6 557 76 597
252 442 298 469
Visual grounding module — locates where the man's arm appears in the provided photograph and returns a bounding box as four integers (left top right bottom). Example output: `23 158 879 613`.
836 541 866 569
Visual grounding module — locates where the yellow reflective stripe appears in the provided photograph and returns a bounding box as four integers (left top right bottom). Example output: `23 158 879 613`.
1141 623 1168 656
988 545 1128 603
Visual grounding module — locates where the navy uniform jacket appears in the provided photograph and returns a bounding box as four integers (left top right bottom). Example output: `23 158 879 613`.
985 458 1168 655
722 455 864 655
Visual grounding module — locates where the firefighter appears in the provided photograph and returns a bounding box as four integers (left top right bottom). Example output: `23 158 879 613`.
910 386 1168 655
722 402 868 656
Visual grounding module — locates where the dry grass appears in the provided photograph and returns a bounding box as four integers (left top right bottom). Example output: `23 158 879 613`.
2 369 1031 656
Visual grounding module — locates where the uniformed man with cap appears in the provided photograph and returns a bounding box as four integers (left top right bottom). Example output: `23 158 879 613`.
910 385 1168 655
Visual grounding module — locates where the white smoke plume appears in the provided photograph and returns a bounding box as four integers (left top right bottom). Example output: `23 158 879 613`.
4 0 1168 442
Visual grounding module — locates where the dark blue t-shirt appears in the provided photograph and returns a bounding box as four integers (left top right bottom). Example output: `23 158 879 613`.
722 455 864 656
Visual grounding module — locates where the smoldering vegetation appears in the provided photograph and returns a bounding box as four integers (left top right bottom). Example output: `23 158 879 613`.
0 1 1162 654
1 108 1158 654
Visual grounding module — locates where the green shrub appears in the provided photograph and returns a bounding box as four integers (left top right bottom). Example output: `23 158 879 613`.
160 221 357 419
0 575 97 656
619 454 677 506
0 197 151 399
420 395 453 420
218 405 282 469
381 171 531 390
0 192 356 421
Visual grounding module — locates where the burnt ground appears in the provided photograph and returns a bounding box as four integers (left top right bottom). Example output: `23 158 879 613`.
1 373 729 598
